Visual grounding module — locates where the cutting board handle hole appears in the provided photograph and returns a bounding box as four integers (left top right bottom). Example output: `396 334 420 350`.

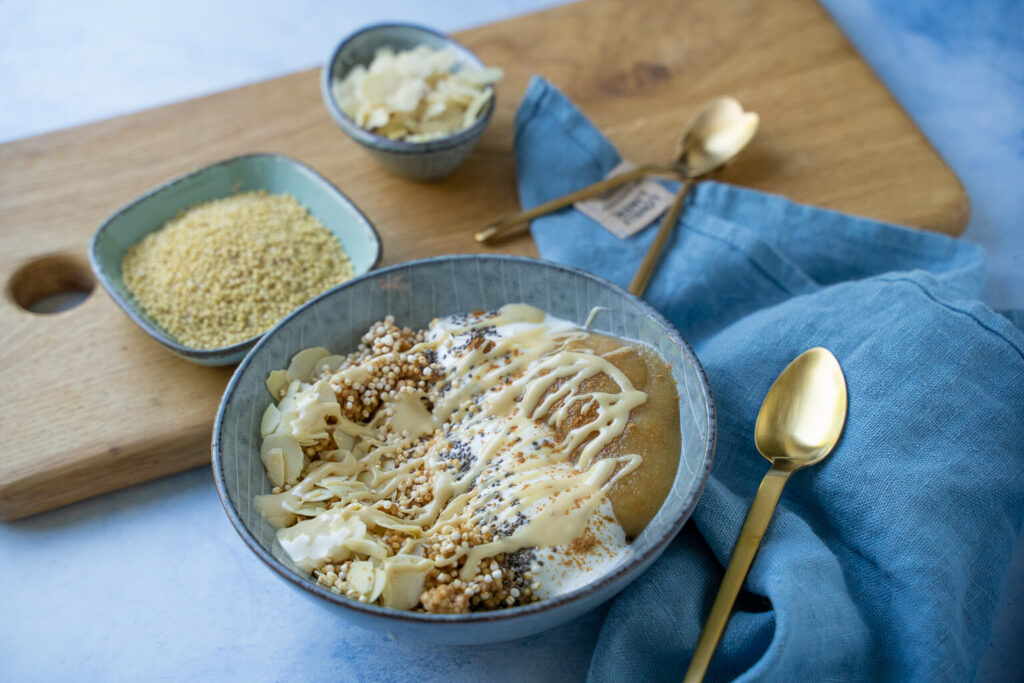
7 252 95 314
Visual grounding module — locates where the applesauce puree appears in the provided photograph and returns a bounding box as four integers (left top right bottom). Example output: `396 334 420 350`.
561 333 681 540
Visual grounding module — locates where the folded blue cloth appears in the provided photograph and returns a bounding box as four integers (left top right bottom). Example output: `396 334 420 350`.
514 77 1024 682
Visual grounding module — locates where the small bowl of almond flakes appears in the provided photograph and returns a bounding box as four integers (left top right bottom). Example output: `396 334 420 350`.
322 23 503 181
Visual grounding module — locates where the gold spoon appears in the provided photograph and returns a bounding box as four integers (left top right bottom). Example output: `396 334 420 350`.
683 347 848 682
628 97 758 295
475 96 758 246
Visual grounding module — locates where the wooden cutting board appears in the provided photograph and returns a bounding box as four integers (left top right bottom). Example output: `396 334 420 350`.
0 0 967 519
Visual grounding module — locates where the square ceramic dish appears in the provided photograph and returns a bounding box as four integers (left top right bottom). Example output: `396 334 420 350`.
213 255 716 644
89 153 381 365
321 23 496 181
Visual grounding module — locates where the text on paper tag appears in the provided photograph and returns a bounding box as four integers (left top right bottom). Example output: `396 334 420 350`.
573 161 676 239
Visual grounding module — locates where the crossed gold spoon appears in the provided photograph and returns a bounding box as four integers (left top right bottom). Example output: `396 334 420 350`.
476 97 758 296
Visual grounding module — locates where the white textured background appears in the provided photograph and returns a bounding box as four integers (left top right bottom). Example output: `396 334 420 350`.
1 0 1021 680
0 1 560 141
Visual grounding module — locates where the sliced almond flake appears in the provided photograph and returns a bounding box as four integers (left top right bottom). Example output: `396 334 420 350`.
367 47 396 73
436 78 478 105
346 537 388 560
260 404 281 438
260 446 286 487
293 506 327 517
300 489 333 503
429 48 458 73
348 561 375 594
424 99 448 120
387 78 426 112
314 354 346 376
319 478 369 499
262 434 305 484
463 89 492 129
286 346 331 383
358 70 402 106
255 493 295 529
381 556 433 609
265 370 288 398
369 567 387 602
365 107 391 130
455 65 504 86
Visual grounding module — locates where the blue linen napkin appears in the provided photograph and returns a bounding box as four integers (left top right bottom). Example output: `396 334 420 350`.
514 77 1024 682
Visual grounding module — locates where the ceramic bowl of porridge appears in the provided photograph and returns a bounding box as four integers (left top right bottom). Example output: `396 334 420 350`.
212 255 715 644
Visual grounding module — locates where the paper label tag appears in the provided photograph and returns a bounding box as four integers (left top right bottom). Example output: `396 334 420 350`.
573 161 676 239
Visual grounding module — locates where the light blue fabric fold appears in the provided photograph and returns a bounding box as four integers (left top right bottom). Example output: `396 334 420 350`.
513 77 1024 682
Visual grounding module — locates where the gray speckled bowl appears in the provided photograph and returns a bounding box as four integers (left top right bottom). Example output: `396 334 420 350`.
321 23 496 181
213 255 715 644
89 153 381 366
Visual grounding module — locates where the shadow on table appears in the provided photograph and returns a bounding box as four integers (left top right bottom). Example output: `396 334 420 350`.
318 601 612 682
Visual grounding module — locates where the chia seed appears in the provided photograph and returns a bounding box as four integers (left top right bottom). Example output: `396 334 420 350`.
440 439 475 474
501 547 538 593
494 511 528 538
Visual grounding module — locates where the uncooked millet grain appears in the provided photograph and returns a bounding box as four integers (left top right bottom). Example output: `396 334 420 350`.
122 191 354 349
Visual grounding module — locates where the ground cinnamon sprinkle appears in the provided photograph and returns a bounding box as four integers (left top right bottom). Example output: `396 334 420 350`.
568 530 598 556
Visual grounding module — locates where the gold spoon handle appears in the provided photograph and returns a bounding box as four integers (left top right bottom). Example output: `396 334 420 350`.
627 177 693 296
475 163 677 243
684 465 793 683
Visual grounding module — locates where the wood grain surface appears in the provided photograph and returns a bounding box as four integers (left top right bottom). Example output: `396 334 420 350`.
0 0 968 519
